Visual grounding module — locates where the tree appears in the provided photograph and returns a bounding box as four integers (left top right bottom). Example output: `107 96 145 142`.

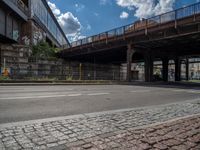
32 41 59 59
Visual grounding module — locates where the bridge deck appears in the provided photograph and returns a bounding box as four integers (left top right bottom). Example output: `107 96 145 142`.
61 2 200 63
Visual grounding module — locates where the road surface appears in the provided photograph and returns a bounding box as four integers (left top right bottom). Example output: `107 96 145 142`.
0 85 200 123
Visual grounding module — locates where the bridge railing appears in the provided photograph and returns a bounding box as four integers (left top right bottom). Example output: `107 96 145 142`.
70 2 200 49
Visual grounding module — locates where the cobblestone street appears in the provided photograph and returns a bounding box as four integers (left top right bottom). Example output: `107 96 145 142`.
1 99 200 150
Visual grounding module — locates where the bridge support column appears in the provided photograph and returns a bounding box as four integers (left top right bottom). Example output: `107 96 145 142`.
126 44 135 82
175 57 181 81
162 58 169 82
145 54 153 82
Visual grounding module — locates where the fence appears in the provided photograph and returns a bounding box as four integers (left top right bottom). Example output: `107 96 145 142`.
3 60 120 81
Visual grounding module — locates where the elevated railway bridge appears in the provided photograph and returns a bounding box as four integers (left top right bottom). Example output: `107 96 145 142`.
60 2 200 82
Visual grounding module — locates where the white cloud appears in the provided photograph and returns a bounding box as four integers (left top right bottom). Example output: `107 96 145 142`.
86 24 92 30
48 1 84 42
116 0 176 19
68 33 86 42
94 12 99 16
100 0 107 5
75 3 85 12
100 0 112 5
58 12 81 35
120 11 129 19
48 1 61 16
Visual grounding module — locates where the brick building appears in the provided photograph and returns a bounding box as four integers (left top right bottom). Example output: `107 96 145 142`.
0 0 70 48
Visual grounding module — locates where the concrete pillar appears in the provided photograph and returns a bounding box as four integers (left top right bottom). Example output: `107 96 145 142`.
145 54 153 82
175 57 181 81
186 58 189 81
162 58 169 82
126 44 134 82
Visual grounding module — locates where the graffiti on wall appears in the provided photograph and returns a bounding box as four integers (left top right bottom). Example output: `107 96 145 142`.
22 35 30 46
13 30 19 41
33 31 43 45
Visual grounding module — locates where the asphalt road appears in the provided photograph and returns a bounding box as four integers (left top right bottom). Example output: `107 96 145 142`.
0 85 200 124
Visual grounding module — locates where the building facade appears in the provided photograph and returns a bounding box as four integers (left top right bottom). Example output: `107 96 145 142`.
0 0 70 48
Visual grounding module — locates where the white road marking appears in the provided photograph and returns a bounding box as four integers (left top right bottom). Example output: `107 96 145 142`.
172 89 200 94
172 89 187 92
0 95 66 100
87 93 110 96
67 94 82 97
187 90 200 94
130 90 151 93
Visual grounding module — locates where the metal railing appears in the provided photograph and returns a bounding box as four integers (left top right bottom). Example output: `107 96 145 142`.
10 0 29 14
70 2 200 48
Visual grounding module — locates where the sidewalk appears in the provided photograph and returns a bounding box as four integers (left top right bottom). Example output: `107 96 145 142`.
1 100 200 150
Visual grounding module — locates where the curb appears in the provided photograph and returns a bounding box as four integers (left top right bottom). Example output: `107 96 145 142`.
0 83 115 86
0 80 117 86
0 81 200 87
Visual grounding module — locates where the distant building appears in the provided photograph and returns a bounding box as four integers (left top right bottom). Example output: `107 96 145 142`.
0 0 70 48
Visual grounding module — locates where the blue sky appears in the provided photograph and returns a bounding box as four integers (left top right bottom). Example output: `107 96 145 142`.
48 0 199 42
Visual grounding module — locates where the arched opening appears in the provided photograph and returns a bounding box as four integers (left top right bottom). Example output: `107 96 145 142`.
168 60 175 81
153 59 163 81
121 52 145 81
131 52 145 81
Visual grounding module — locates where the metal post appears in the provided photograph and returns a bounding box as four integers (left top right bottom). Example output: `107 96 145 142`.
94 57 96 80
186 58 189 81
79 63 82 80
3 58 6 70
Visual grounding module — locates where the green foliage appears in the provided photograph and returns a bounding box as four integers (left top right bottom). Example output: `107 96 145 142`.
32 41 60 59
25 77 58 81
66 76 73 81
0 76 10 81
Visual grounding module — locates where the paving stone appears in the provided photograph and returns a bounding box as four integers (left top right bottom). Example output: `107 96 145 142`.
82 143 93 149
47 142 58 148
153 143 168 150
0 100 200 149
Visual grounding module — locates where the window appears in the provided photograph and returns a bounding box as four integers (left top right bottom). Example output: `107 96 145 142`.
6 15 13 38
0 9 5 35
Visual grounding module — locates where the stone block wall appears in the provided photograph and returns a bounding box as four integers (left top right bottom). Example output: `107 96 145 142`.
0 44 121 80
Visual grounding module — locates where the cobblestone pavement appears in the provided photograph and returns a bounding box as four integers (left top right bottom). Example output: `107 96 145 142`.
0 100 200 150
